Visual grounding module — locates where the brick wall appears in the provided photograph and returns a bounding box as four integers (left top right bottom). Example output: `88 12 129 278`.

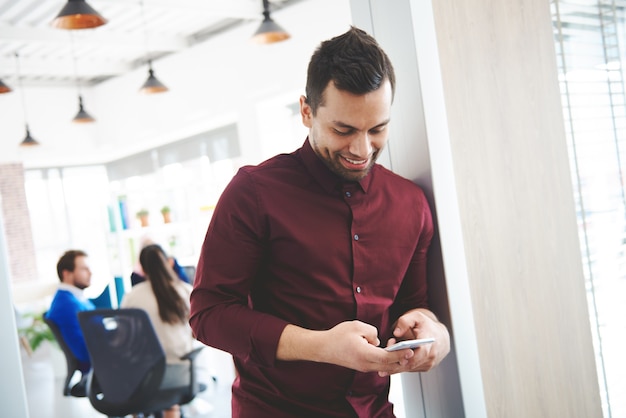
0 163 37 283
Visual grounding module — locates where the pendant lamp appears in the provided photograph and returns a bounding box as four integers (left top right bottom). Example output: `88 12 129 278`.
73 95 95 123
70 35 95 123
0 78 11 94
138 0 168 94
251 0 291 44
51 0 107 30
139 60 168 94
15 53 40 147
21 125 39 146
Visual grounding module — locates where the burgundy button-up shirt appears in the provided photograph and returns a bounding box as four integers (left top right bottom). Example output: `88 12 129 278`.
190 138 434 417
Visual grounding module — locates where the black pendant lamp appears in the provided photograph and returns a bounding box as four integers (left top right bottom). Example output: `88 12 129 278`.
70 36 95 123
73 95 95 123
21 125 40 147
138 0 168 94
139 60 168 94
51 0 107 30
251 0 291 44
0 78 11 94
15 53 40 147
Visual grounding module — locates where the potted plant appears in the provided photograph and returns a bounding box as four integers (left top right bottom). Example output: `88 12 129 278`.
160 206 172 224
136 209 150 227
18 311 68 377
18 311 56 356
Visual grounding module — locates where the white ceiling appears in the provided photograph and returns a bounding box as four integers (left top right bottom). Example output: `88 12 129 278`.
0 0 298 88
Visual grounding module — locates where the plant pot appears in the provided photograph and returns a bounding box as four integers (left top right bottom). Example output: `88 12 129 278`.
162 212 171 224
139 215 149 227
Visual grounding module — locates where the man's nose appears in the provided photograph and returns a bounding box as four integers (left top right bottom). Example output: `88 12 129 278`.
349 133 373 158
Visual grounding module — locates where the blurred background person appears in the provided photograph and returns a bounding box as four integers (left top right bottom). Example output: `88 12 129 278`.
121 244 195 418
45 249 95 396
130 237 190 286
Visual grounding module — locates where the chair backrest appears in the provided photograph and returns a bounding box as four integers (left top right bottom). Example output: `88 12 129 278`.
181 265 196 283
77 309 166 405
88 285 113 309
43 312 83 396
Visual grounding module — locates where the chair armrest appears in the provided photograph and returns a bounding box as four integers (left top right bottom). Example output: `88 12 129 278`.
179 346 205 398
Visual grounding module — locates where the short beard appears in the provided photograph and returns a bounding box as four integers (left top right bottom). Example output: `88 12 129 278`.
324 150 379 182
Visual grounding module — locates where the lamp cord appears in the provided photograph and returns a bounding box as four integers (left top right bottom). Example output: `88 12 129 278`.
69 33 82 97
262 0 271 16
140 0 152 68
14 52 30 127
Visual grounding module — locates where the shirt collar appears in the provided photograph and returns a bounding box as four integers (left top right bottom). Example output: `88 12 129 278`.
58 283 88 301
298 137 373 194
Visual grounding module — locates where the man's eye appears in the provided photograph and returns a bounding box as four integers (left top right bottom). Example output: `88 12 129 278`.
334 129 351 136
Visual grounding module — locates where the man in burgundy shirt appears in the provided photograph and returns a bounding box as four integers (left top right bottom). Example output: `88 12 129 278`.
190 26 450 417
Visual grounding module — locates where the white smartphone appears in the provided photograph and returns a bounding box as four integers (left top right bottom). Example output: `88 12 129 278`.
384 337 435 352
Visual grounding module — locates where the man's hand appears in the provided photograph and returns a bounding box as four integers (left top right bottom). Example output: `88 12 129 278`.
277 315 449 376
378 308 450 376
277 320 419 374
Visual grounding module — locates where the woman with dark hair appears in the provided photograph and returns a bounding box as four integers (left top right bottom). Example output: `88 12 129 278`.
130 237 191 286
121 244 194 418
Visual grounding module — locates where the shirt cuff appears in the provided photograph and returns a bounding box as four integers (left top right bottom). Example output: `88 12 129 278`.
248 314 290 367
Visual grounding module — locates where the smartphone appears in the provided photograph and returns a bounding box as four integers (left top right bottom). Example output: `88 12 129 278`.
384 337 435 352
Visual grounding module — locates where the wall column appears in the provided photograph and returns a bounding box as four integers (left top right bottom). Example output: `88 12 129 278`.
0 193 30 417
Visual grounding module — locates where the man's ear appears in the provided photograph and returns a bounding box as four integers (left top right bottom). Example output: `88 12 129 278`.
299 95 313 128
61 270 72 284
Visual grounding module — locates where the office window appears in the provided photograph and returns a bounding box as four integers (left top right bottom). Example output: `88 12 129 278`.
552 1 626 416
24 166 112 298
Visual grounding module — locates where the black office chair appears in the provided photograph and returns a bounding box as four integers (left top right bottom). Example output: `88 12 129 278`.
42 312 87 397
77 308 204 418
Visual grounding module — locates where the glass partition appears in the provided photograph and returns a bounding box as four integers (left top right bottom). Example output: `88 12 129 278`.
552 1 626 416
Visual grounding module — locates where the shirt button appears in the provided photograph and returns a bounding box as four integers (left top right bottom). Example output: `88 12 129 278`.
354 234 359 241
356 286 361 293
345 191 352 198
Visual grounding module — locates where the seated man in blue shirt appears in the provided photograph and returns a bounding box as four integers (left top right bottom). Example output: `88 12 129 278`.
45 249 95 396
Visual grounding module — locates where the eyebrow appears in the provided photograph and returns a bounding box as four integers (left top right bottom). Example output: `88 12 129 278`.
333 119 391 131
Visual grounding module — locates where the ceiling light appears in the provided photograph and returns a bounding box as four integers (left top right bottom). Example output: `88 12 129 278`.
21 125 40 147
51 0 107 30
139 61 169 94
14 53 41 147
0 79 11 94
252 0 291 44
73 96 95 123
138 1 168 94
70 35 95 123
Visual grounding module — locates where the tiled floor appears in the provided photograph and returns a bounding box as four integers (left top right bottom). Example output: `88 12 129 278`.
21 342 234 418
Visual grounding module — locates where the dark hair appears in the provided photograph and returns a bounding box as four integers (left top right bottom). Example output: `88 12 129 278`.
56 250 87 281
305 26 396 115
139 244 188 325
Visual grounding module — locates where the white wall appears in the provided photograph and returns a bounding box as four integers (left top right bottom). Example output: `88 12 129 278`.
351 1 469 416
